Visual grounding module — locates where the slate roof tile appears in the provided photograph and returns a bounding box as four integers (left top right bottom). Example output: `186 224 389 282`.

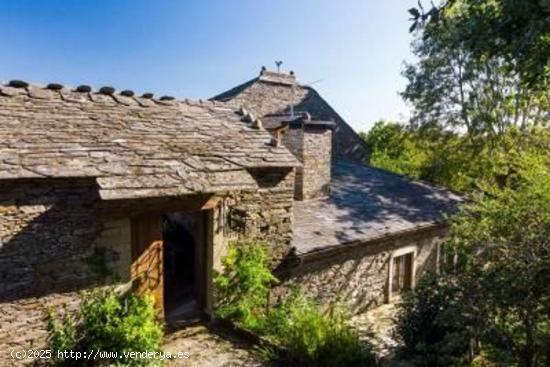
0 82 300 200
292 159 463 254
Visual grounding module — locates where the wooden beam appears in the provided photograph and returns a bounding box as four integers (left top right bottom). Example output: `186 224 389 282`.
201 196 222 210
100 193 221 218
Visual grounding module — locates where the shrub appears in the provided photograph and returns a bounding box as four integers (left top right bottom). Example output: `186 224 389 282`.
213 241 277 331
266 295 376 367
214 242 376 366
394 275 476 366
47 309 78 364
47 288 163 366
395 155 550 367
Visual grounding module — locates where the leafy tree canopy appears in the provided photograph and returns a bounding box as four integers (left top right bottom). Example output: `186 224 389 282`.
403 0 549 137
409 0 550 90
361 121 550 193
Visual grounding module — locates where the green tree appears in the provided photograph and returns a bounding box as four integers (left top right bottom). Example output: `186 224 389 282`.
408 0 550 90
361 121 550 193
391 3 550 365
396 154 550 366
360 121 432 179
362 120 406 159
403 1 549 139
448 154 550 366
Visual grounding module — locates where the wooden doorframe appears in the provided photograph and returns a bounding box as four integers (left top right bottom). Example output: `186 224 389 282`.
203 209 215 317
130 207 215 319
386 245 417 303
187 209 214 318
191 209 210 314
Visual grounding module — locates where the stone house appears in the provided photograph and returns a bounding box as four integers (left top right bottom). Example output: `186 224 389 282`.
0 69 461 357
212 69 462 311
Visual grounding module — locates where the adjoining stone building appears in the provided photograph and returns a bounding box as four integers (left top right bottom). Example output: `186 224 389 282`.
213 69 462 312
0 69 461 360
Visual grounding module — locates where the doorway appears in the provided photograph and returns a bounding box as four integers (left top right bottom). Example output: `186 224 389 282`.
162 211 206 321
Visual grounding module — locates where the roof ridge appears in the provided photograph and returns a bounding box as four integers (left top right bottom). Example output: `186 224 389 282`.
0 80 220 109
258 69 296 86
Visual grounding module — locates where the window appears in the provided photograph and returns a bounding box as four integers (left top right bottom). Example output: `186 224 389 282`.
387 246 417 302
392 253 413 294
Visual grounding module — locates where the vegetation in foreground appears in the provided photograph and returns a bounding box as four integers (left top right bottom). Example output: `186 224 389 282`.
362 2 549 366
47 289 163 366
361 137 550 366
384 125 550 367
214 241 377 367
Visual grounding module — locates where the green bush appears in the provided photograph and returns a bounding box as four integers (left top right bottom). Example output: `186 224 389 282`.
214 242 376 366
213 241 277 330
447 154 550 367
394 276 475 366
47 289 163 366
265 294 376 367
394 155 550 367
47 309 78 363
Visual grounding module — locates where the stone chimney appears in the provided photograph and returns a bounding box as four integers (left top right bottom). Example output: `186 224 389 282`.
273 113 335 200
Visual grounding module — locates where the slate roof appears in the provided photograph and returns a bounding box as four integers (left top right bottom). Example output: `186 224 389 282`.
0 82 299 200
211 69 372 163
211 70 297 102
292 159 463 254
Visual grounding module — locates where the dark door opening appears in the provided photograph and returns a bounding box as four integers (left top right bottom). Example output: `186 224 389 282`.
162 211 205 320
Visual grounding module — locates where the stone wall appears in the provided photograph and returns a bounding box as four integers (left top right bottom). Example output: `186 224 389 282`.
0 179 104 363
273 226 446 314
281 126 332 200
226 168 296 263
302 127 332 199
0 167 296 362
281 127 305 199
93 218 133 289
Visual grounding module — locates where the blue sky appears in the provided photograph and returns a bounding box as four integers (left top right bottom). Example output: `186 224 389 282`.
0 0 417 132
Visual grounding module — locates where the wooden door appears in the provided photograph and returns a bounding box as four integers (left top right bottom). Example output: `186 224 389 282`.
192 210 212 315
131 214 164 316
392 253 413 294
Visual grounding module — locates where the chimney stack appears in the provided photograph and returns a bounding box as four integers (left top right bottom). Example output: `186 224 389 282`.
279 113 335 200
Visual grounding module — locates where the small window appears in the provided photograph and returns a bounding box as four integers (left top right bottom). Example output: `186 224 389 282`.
392 253 414 295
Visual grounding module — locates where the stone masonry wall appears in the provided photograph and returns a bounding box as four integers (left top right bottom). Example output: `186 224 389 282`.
227 168 296 263
281 127 305 199
0 180 103 364
93 218 132 286
0 168 296 363
274 226 447 314
0 180 140 365
302 127 332 200
281 126 332 200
